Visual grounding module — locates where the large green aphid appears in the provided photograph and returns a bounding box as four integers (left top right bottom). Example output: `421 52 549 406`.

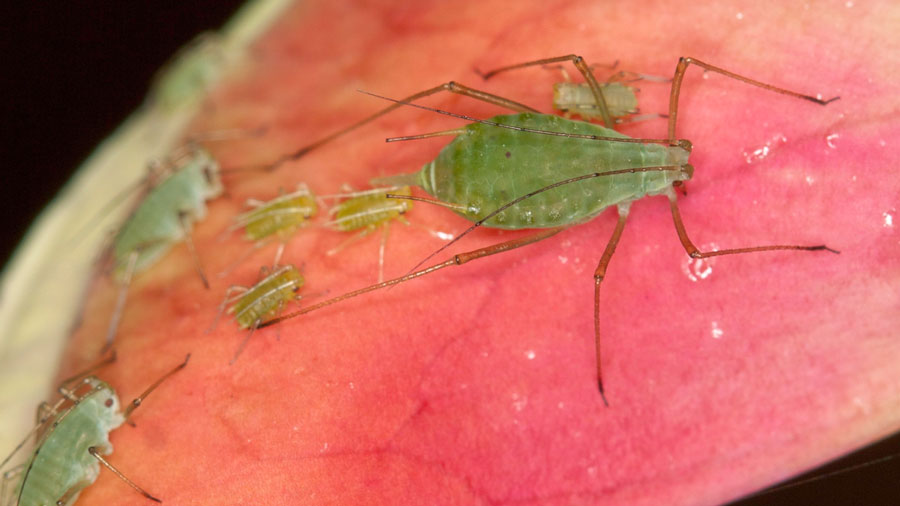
0 353 189 506
210 264 305 364
264 56 839 406
104 146 223 352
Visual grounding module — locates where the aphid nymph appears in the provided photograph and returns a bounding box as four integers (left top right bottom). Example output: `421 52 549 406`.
219 183 318 276
324 185 413 282
210 264 305 363
103 145 223 352
0 353 189 506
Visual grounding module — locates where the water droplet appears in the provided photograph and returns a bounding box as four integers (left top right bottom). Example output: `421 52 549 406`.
711 321 724 339
879 139 887 147
525 350 536 360
742 133 787 164
805 175 816 186
845 1 854 7
736 11 744 20
511 392 527 412
681 246 718 282
826 133 840 149
558 255 568 264
431 229 454 241
884 211 894 228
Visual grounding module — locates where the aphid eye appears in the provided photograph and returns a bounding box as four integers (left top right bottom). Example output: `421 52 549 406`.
105 398 114 408
203 165 215 184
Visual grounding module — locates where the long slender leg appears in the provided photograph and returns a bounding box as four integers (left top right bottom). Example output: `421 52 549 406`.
122 354 191 420
265 82 539 170
593 205 630 407
666 188 838 258
666 57 840 141
85 448 161 503
378 221 391 283
2 464 25 506
231 320 260 365
262 227 565 328
207 285 250 333
477 54 616 127
179 211 209 289
103 251 139 353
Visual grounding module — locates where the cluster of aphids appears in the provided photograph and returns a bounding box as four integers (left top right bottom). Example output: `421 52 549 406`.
2 36 841 504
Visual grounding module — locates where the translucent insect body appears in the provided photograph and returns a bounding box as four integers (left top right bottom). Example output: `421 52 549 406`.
1 354 189 506
104 146 222 352
220 184 318 275
215 264 305 363
325 186 413 282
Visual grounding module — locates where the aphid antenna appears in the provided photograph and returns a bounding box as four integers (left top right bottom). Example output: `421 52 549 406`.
739 450 900 502
356 89 681 147
123 353 191 420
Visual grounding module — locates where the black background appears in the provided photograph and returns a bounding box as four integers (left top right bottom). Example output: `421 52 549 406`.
0 3 897 504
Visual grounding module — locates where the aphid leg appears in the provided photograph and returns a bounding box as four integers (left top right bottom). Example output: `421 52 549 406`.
264 82 538 170
207 285 249 333
122 354 191 420
592 204 631 408
272 240 287 270
1 464 25 505
666 57 840 141
179 210 210 289
326 227 375 257
477 54 616 127
666 187 839 258
86 448 161 503
230 320 260 365
103 251 139 353
217 238 273 278
378 221 391 283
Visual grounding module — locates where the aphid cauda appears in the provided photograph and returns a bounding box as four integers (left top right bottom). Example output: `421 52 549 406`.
261 56 839 406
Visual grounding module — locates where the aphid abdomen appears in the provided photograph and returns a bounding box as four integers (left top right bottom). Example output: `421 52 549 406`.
329 187 413 232
243 191 318 241
112 151 222 278
230 266 304 328
553 82 639 120
18 381 124 506
420 113 689 229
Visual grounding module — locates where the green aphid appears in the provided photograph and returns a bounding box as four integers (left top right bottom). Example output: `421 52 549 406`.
102 146 222 353
220 184 318 276
213 264 305 363
0 353 189 506
325 186 413 282
262 56 840 407
146 32 226 112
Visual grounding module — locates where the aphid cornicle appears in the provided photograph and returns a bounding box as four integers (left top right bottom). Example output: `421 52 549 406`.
103 145 222 352
219 184 318 275
0 353 189 506
211 264 305 363
324 185 413 283
262 56 839 406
